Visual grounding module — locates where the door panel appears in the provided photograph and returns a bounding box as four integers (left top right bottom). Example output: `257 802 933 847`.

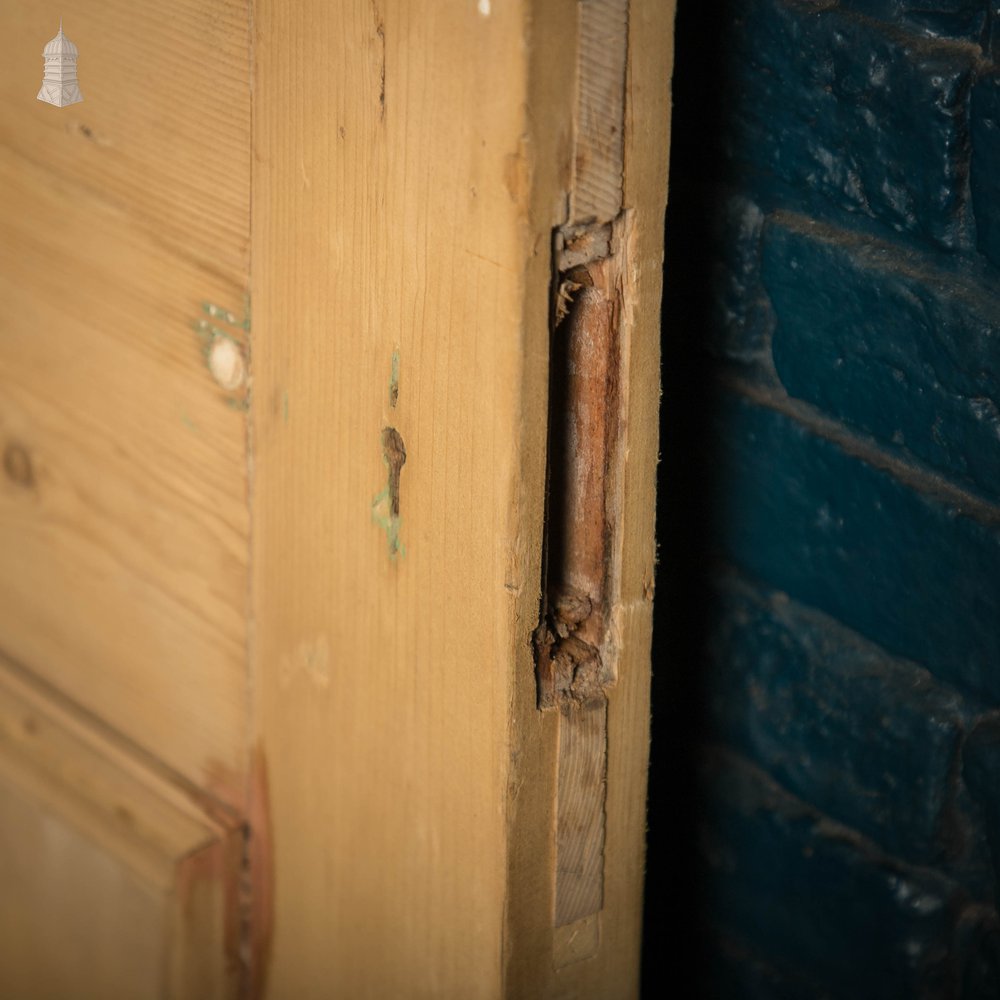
0 1 251 796
0 661 241 999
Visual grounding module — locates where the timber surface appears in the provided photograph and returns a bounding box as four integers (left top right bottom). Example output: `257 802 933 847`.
252 0 673 997
556 700 609 928
505 0 674 995
572 0 630 226
251 1 532 996
0 660 240 999
0 1 252 801
0 0 673 994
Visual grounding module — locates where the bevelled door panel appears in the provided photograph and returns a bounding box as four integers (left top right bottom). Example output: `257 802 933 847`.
0 660 241 999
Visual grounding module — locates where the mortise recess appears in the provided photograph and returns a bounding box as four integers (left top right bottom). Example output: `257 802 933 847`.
534 213 632 938
534 215 631 713
532 0 633 955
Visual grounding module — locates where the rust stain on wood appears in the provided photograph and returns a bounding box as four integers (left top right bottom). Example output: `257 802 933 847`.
389 348 400 409
535 218 629 711
175 832 244 989
534 220 631 939
382 426 405 518
199 748 274 999
372 426 407 559
245 745 274 1000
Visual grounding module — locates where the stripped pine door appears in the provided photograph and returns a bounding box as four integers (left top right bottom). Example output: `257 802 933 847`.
0 2 251 995
0 2 673 997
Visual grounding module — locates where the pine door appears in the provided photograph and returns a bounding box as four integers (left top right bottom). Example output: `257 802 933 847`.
0 3 673 997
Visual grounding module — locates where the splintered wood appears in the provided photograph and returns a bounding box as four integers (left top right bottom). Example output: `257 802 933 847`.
535 229 628 711
537 224 628 937
534 0 632 955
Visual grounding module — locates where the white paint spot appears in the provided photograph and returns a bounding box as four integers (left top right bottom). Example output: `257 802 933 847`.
279 635 331 690
208 336 246 391
478 0 491 15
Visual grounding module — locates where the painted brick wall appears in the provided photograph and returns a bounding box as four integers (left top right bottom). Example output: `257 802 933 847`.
647 1 1000 995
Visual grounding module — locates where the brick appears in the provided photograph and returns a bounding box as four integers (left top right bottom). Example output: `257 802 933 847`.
703 192 774 369
971 71 1000 270
948 779 1000 901
838 1 988 41
761 217 1000 501
710 389 1000 704
718 0 976 250
698 748 1000 997
706 574 972 866
986 8 1000 58
963 715 1000 893
708 934 836 1000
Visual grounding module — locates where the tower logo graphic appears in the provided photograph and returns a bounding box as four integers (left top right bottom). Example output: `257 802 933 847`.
37 20 83 108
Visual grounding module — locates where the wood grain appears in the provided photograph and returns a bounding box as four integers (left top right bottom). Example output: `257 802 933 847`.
571 0 630 226
536 0 649 964
0 0 672 992
505 0 675 995
252 1 674 997
0 659 241 999
0 0 251 801
251 1 534 995
555 700 608 928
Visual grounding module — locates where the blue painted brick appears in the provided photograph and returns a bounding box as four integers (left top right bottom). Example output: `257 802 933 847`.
986 7 1000 58
704 192 774 369
711 389 1000 704
706 574 972 867
720 0 976 250
971 71 1000 270
699 748 1000 997
761 216 1000 501
838 1 988 41
709 935 835 1000
948 779 1000 901
963 715 1000 894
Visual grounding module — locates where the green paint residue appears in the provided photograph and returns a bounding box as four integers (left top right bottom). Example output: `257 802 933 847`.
371 485 405 560
201 301 245 327
389 348 400 408
193 318 242 349
372 426 407 561
194 299 252 397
